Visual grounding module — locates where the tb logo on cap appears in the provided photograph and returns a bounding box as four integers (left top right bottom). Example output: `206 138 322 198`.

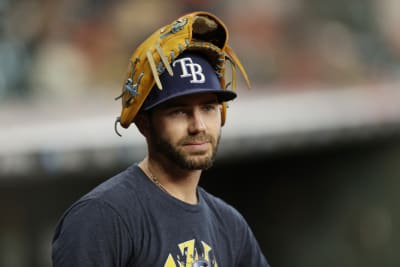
173 57 205 84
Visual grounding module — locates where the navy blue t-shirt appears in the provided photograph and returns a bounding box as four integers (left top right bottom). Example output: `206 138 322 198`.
52 164 269 266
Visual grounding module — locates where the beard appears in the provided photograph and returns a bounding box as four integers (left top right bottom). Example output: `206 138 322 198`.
149 129 221 170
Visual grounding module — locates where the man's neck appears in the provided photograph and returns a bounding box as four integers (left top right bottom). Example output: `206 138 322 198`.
138 157 201 205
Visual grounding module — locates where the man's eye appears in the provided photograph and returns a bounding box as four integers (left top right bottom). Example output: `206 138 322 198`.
170 109 186 116
203 104 217 112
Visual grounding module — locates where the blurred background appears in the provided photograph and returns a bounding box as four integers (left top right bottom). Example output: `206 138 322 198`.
1 0 400 266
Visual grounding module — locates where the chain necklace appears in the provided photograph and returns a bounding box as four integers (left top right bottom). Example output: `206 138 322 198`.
147 167 169 194
146 163 199 204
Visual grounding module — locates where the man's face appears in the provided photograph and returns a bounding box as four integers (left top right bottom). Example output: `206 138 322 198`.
148 93 222 170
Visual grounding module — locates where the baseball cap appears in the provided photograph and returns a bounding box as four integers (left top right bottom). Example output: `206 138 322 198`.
141 51 237 111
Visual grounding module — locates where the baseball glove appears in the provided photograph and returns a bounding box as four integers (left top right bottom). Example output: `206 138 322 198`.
114 11 250 136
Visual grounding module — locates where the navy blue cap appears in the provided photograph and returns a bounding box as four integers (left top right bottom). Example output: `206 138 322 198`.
142 51 237 111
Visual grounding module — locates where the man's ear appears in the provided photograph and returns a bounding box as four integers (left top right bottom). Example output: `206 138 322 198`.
134 112 151 137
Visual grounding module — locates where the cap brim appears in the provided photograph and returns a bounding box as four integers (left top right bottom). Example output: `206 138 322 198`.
143 88 237 111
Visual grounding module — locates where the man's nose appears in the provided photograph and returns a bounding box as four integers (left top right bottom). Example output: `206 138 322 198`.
188 109 206 133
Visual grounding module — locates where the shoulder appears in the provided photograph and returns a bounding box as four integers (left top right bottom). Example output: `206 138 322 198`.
86 164 141 197
52 190 137 266
53 165 146 238
79 164 147 211
198 187 248 227
198 189 270 266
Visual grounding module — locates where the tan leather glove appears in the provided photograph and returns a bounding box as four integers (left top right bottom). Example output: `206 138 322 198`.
114 11 250 136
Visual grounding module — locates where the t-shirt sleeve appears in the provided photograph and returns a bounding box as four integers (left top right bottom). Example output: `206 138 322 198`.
227 207 270 267
236 221 270 267
52 199 133 267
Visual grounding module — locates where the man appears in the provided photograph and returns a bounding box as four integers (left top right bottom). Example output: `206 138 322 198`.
52 11 269 267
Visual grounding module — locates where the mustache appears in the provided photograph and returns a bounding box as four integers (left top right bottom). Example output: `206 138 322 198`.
178 134 213 145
